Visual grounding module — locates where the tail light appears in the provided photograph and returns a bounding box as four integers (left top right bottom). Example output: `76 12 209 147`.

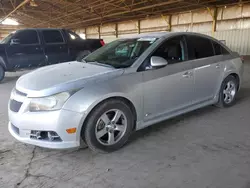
100 39 105 46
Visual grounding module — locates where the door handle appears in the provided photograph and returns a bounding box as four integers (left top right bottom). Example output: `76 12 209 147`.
215 64 220 69
182 71 193 78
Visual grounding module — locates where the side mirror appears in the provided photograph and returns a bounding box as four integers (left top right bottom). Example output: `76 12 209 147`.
10 38 20 45
150 56 168 68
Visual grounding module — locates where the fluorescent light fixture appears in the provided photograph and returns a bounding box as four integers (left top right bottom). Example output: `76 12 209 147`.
79 33 86 39
1 18 19 25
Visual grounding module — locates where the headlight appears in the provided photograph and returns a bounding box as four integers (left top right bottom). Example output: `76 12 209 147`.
29 92 71 112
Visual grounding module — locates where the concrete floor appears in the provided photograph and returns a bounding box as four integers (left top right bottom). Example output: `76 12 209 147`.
0 63 250 188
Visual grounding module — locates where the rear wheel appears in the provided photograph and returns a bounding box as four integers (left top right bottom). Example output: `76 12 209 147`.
83 99 134 153
216 75 238 108
0 66 5 83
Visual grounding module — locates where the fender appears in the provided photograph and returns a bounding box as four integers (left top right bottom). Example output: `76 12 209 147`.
214 57 242 100
63 72 144 124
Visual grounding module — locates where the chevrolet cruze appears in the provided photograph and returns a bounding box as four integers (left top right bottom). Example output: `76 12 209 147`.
8 32 244 152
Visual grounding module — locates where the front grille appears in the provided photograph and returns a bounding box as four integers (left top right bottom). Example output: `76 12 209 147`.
10 100 23 112
11 124 19 135
30 130 62 142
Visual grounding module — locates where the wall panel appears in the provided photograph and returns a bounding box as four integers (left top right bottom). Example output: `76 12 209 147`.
73 4 250 55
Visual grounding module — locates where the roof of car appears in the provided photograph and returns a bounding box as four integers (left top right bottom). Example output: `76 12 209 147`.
120 31 211 39
17 28 65 31
120 32 169 39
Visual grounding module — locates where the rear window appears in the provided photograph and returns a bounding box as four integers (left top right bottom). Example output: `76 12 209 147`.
212 41 230 55
221 46 230 55
212 41 222 55
186 35 214 60
42 30 64 44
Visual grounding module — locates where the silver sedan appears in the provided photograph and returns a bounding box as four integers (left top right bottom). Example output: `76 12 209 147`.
8 32 244 152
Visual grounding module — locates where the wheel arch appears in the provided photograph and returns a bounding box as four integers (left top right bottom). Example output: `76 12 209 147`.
223 72 240 90
229 73 240 90
80 96 138 139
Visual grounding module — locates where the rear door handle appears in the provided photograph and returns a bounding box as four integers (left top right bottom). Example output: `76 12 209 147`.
182 71 193 78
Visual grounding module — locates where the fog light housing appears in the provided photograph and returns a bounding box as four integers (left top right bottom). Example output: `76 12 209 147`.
30 130 62 142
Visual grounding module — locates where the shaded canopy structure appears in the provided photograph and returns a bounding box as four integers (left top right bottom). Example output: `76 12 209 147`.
0 0 248 29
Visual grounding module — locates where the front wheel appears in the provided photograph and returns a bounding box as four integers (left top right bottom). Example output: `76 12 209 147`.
83 99 134 153
0 66 5 83
216 75 238 108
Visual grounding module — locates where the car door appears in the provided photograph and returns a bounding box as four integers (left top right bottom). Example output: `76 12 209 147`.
185 35 222 104
41 30 69 65
141 36 195 121
6 30 46 69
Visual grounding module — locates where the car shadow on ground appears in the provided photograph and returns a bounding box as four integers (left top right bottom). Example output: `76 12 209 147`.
128 105 217 145
128 87 250 146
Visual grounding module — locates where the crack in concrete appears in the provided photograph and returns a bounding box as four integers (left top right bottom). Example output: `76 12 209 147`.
14 146 87 187
0 149 11 154
27 173 55 180
15 147 36 188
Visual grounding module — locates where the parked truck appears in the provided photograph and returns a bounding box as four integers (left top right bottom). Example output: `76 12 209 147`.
0 28 105 82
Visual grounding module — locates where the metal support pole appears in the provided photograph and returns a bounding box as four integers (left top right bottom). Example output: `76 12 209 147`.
115 23 118 38
85 28 87 39
168 15 172 32
207 7 217 36
212 8 218 33
138 20 141 34
98 26 101 39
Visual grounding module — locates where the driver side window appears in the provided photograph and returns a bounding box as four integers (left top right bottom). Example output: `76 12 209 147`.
12 30 39 45
138 36 186 71
152 36 186 64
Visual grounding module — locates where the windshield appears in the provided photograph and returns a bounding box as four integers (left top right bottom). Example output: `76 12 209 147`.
1 33 14 44
84 37 157 68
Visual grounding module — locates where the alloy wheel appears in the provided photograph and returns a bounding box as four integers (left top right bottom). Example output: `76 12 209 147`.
95 109 127 146
223 80 236 104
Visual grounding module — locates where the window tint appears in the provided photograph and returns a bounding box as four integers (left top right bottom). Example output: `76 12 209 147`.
212 41 222 55
152 36 185 64
14 30 39 44
42 30 64 43
212 41 230 55
221 46 230 55
186 35 214 60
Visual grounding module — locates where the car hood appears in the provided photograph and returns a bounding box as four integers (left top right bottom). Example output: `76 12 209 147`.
16 61 124 97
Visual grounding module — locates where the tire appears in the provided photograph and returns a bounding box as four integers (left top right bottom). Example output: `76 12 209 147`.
76 50 91 61
216 75 238 108
83 99 134 153
0 65 5 83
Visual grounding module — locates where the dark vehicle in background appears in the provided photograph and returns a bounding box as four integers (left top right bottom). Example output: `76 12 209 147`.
0 28 104 82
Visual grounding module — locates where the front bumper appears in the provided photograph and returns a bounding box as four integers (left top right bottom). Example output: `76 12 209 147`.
8 107 85 149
